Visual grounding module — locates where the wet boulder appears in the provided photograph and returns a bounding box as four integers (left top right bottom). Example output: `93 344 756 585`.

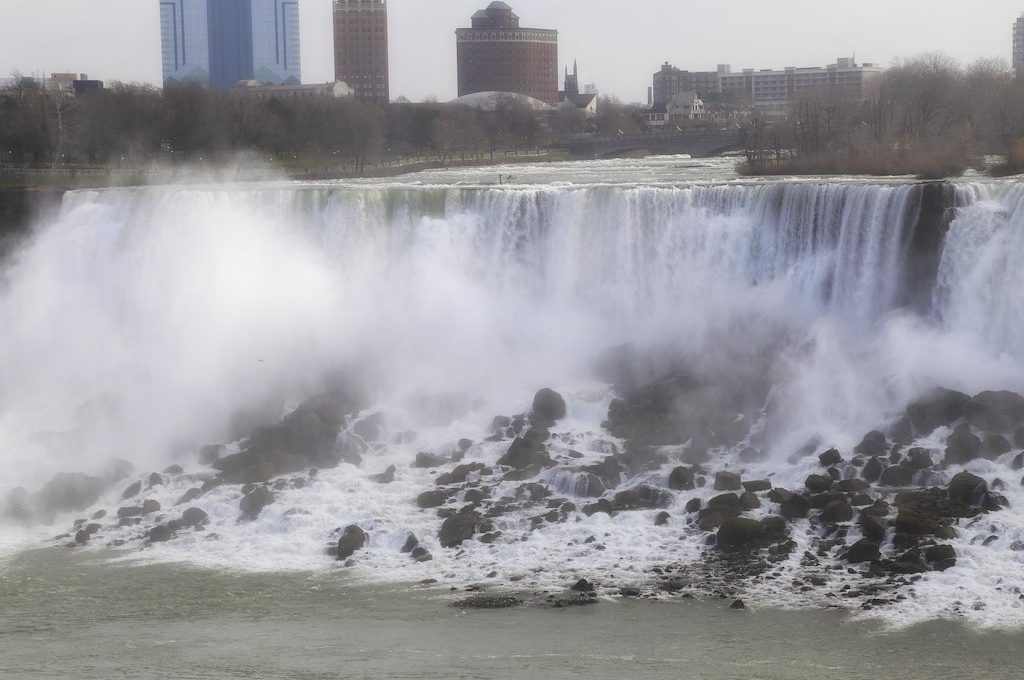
716 517 764 548
906 448 934 470
947 472 987 506
818 448 842 467
668 466 695 491
439 508 482 548
854 431 888 458
844 538 880 563
739 492 761 511
604 372 698 446
834 478 870 493
779 492 811 519
141 499 161 515
879 465 916 487
821 499 854 523
181 507 208 527
906 387 970 436
859 511 888 542
400 534 433 562
962 391 1024 434
497 436 552 471
176 488 203 506
416 490 450 509
369 465 396 484
742 479 772 493
148 525 174 543
121 480 142 500
239 487 275 521
654 511 671 526
613 485 673 510
981 435 1011 460
336 525 369 561
804 474 833 493
713 471 742 491
862 456 884 483
532 388 567 425
414 452 446 469
944 424 982 466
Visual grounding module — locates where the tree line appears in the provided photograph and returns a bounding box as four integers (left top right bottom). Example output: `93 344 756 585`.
740 53 1024 177
0 79 654 172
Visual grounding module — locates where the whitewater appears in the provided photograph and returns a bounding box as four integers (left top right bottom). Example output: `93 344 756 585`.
1 157 1023 629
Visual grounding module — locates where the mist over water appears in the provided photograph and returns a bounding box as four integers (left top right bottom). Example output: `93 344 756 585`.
1 158 1023 627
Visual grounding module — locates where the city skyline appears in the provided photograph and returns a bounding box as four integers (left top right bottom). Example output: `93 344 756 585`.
2 0 1023 102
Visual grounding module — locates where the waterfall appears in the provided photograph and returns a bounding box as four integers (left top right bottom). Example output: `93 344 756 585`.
0 177 1019 490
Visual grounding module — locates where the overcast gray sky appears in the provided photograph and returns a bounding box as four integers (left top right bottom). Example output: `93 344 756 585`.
0 0 1021 102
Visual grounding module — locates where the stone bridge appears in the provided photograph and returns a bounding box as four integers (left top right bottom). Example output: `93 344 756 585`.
567 130 743 159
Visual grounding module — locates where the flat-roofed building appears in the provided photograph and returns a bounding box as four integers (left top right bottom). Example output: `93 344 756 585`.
333 0 389 106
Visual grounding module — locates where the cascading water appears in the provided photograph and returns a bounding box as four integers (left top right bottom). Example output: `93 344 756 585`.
1 158 1023 628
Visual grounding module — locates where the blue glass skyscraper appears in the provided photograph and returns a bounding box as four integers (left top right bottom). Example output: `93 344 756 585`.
160 0 300 89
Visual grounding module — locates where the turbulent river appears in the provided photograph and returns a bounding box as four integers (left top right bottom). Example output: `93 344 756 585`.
2 157 1024 637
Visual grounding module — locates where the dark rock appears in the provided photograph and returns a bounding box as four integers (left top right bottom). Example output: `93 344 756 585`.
141 499 161 515
760 516 789 542
944 423 982 466
713 471 742 491
708 493 741 510
981 435 1011 460
933 558 956 571
452 594 523 609
962 391 1024 434
739 492 761 511
859 512 888 543
854 431 888 458
668 466 695 491
497 436 552 471
779 493 811 519
163 465 184 475
654 511 671 526
862 457 884 483
176 488 203 505
684 498 701 513
879 465 916 487
697 510 727 531
436 463 486 486
924 544 956 563
834 479 870 493
613 485 673 509
414 452 446 469
148 525 173 543
889 416 914 445
578 473 606 498
571 578 595 592
337 525 369 560
730 599 746 609
74 529 90 545
906 387 970 436
369 465 396 484
417 490 450 509
352 412 383 441
810 491 846 509
122 481 142 499
906 448 935 469
767 488 793 504
1015 425 1024 449
821 500 854 523
532 388 567 425
717 517 763 547
844 538 880 563
439 509 481 548
805 474 833 493
147 472 164 488
239 487 275 521
818 449 842 467
117 506 143 518
604 373 698 446
947 472 987 506
181 507 208 527
742 479 772 493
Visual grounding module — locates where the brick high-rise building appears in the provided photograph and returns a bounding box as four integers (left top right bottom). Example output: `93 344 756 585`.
456 2 558 105
333 0 389 106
